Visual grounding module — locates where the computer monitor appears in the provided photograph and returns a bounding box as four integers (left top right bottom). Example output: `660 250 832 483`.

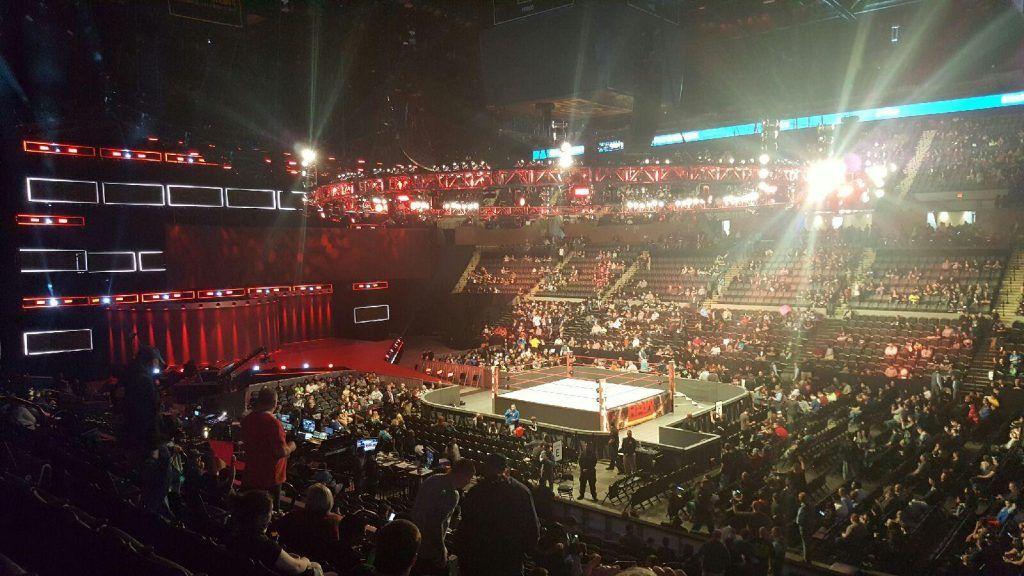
356 438 378 453
278 413 291 424
301 419 315 433
323 427 334 436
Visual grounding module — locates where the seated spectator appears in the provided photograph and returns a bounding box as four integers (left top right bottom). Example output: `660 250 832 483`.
272 483 342 558
227 490 332 576
360 520 421 576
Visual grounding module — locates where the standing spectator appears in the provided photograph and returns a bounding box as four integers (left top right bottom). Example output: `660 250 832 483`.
606 421 621 472
410 459 476 575
456 453 540 576
241 388 296 509
505 404 521 433
120 346 163 451
795 492 812 561
696 529 731 576
691 480 716 534
769 526 786 576
578 442 598 500
538 443 558 492
621 430 639 475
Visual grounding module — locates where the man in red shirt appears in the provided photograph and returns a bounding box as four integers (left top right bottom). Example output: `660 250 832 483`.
241 388 295 509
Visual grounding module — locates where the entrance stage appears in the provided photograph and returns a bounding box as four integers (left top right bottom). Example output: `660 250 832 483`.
250 338 442 384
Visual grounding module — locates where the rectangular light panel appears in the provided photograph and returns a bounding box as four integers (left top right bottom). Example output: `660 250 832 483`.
87 251 138 273
102 182 165 206
226 188 277 209
23 329 94 356
16 214 86 227
137 251 166 272
277 190 307 211
166 185 223 207
23 141 96 157
99 148 163 162
27 177 99 204
353 305 390 324
20 249 88 273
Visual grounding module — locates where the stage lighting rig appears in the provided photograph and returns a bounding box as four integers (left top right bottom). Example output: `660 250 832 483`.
300 147 318 167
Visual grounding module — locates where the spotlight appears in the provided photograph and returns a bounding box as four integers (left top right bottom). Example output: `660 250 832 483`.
758 153 770 165
252 365 260 372
300 147 318 167
866 164 888 188
758 168 770 179
558 153 574 169
560 141 572 153
806 157 847 202
100 296 112 305
328 363 334 369
302 362 310 369
152 367 161 375
48 298 59 307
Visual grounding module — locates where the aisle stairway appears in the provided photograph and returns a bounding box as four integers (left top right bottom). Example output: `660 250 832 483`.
529 250 574 298
964 341 998 393
898 129 936 200
601 251 647 300
705 258 748 306
452 248 481 293
842 247 876 314
994 246 1024 320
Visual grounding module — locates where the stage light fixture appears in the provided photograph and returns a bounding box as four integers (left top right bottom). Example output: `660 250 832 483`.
300 147 318 167
866 163 888 188
302 363 310 369
806 157 847 202
758 153 770 165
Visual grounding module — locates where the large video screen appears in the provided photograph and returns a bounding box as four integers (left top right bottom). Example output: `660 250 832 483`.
353 305 389 324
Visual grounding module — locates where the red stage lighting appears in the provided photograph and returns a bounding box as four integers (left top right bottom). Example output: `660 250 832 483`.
248 286 292 296
99 148 162 162
16 214 85 227
141 290 196 303
198 288 247 300
293 284 333 294
88 294 140 305
23 140 96 157
352 281 389 291
22 296 91 309
164 152 217 166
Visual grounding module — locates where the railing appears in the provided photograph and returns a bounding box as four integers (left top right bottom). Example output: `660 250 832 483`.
418 360 492 389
